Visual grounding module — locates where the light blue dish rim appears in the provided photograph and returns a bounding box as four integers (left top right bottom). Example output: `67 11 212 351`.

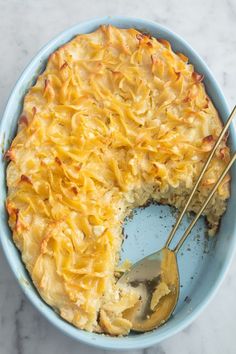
0 16 235 350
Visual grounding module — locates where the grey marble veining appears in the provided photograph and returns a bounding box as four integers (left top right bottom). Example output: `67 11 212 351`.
0 0 236 353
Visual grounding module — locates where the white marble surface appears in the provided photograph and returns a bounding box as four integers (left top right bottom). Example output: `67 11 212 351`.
0 0 236 353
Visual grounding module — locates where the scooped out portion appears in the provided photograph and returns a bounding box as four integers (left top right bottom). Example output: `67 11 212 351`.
6 25 230 335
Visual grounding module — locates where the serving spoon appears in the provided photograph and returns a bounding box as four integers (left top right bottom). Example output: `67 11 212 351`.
118 106 236 332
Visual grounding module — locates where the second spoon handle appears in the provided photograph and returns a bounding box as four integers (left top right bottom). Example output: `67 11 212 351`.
165 105 236 248
173 151 236 253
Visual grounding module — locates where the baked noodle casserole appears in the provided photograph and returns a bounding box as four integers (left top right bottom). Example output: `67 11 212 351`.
6 25 230 336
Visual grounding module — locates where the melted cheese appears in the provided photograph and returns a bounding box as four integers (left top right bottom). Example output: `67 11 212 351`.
6 25 230 335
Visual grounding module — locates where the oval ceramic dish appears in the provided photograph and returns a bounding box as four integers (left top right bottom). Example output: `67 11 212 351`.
0 17 235 350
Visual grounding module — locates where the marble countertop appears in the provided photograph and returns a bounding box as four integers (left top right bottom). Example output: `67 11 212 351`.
0 0 236 353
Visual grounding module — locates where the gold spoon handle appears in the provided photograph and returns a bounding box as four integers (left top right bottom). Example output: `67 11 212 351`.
174 151 236 253
165 105 236 249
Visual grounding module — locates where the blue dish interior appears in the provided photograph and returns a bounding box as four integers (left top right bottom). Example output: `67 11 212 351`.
0 17 235 350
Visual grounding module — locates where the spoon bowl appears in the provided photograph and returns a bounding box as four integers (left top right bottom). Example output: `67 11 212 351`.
118 248 179 332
